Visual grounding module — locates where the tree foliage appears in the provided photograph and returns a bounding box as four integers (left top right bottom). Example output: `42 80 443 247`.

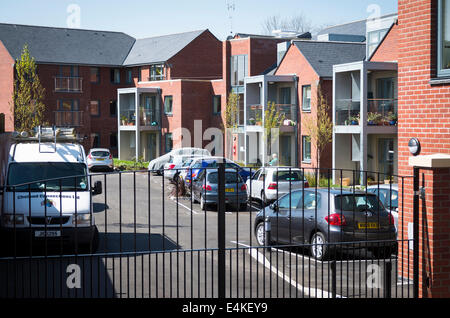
225 92 240 129
264 101 285 156
261 14 312 35
11 45 46 132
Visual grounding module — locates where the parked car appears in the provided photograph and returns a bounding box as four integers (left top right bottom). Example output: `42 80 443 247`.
191 168 248 211
1 127 101 253
253 188 397 260
367 184 398 232
148 147 211 174
87 148 114 172
162 154 204 181
184 157 250 188
246 167 309 204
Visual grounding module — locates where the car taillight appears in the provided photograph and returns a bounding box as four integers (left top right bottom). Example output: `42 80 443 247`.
267 183 277 190
202 185 212 191
168 164 176 170
304 181 309 188
325 213 346 226
241 184 247 191
389 213 395 225
88 154 92 159
109 154 112 159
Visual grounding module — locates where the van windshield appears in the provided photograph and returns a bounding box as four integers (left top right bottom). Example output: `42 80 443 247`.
7 162 88 192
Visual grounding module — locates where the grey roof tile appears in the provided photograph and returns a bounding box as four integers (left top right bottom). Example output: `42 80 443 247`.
0 23 135 66
293 41 366 77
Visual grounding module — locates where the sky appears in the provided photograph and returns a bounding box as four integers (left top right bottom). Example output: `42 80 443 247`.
0 0 398 40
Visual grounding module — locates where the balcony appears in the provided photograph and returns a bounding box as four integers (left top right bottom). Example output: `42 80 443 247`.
54 111 83 127
335 99 398 126
139 108 159 127
54 77 83 93
120 110 136 126
246 104 296 126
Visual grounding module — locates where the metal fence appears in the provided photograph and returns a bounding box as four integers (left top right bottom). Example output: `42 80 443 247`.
0 165 417 298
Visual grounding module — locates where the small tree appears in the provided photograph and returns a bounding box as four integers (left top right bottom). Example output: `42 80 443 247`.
302 85 333 178
225 92 240 129
11 45 46 133
264 101 285 159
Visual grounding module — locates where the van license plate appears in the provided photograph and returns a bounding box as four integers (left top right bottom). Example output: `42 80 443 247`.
35 230 61 238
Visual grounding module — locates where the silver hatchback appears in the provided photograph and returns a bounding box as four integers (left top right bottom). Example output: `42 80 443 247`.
87 148 114 172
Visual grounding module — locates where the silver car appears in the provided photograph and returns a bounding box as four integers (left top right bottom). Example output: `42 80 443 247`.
87 148 114 171
163 155 204 181
367 184 399 232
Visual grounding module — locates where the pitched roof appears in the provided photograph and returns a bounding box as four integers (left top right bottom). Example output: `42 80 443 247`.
292 40 366 77
316 19 367 38
122 30 207 66
0 23 135 66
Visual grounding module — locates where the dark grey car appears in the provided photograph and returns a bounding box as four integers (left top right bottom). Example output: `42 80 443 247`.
192 169 248 211
254 189 397 260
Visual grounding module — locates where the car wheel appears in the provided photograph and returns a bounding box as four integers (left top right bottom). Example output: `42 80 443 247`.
310 232 329 261
200 195 207 211
255 222 268 246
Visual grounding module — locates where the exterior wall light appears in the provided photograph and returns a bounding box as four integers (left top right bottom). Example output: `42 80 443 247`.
408 138 421 156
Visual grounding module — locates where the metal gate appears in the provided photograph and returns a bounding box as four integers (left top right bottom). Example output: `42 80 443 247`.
0 165 418 298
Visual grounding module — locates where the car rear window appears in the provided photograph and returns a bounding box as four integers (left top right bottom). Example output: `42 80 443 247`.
335 194 384 212
91 151 110 157
272 170 304 182
207 172 242 184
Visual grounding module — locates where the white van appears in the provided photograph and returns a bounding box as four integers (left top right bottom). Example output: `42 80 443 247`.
0 127 101 253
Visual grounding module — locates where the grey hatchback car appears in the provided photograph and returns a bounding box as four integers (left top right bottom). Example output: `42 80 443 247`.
191 168 248 211
254 188 396 260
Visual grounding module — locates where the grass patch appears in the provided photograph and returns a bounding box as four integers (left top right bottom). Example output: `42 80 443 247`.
113 159 148 171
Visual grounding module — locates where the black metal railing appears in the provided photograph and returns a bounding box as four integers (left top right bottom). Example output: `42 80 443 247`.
0 166 416 299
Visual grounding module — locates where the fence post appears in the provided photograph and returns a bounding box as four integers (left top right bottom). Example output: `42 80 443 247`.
384 261 392 298
217 162 226 298
413 167 419 298
331 260 337 298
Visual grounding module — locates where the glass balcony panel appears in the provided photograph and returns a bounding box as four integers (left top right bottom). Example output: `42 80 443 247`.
54 111 83 127
54 77 83 92
335 99 361 125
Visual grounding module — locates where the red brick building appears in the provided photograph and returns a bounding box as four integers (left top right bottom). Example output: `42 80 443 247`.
395 0 450 298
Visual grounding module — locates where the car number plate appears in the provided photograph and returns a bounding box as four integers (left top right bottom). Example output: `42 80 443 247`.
358 222 379 229
96 158 105 161
35 230 61 238
225 188 234 192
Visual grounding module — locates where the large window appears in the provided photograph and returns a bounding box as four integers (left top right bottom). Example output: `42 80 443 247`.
90 100 100 117
367 29 389 57
230 55 248 87
439 0 450 76
110 68 121 84
302 136 311 163
302 85 311 111
164 96 173 115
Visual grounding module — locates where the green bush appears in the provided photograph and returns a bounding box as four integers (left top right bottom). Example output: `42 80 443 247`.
113 158 148 171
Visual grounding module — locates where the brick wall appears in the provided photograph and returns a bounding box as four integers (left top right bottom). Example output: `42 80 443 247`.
0 41 14 132
370 22 399 63
398 0 450 297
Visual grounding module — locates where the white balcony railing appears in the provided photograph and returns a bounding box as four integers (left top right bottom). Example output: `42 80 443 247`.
54 111 83 127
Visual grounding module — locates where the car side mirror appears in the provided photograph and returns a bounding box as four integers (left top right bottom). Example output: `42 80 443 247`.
270 202 278 211
92 181 102 196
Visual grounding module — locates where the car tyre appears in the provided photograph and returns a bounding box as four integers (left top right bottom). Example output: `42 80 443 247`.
310 232 330 261
255 222 270 247
200 195 208 211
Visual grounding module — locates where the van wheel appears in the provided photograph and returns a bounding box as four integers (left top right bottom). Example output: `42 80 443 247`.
310 232 329 261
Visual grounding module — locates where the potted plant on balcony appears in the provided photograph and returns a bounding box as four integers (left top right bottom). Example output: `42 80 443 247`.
255 112 262 126
349 114 359 125
248 117 256 125
120 115 128 126
367 112 382 125
387 111 397 126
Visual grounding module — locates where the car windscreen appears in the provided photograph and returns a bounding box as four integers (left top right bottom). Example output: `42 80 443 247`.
207 172 242 184
272 170 304 182
335 194 384 212
7 162 88 192
192 161 217 169
91 151 110 157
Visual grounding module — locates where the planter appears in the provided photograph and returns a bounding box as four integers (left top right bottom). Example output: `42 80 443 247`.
351 120 358 125
389 120 397 126
368 121 376 126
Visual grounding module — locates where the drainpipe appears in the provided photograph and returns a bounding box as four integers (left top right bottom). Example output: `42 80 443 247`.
157 88 162 157
294 75 299 167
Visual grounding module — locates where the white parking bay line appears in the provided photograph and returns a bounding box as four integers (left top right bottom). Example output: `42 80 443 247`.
170 197 201 215
231 241 345 299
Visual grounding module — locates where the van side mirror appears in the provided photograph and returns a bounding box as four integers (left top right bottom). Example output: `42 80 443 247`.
92 181 102 196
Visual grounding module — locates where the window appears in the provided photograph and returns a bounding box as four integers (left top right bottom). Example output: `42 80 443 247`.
439 0 450 76
150 64 165 81
164 96 173 115
110 68 121 84
230 55 248 86
91 133 100 148
90 100 100 116
109 100 117 117
278 191 303 209
90 67 100 83
138 67 142 82
165 133 173 153
367 29 388 57
302 136 311 162
279 87 291 105
59 65 79 77
213 95 221 115
110 133 118 149
126 69 133 84
302 85 311 111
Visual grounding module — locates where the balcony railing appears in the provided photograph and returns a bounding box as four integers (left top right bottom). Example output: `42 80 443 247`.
335 98 398 126
54 77 83 93
139 109 159 127
246 104 296 126
54 111 83 127
120 110 136 126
